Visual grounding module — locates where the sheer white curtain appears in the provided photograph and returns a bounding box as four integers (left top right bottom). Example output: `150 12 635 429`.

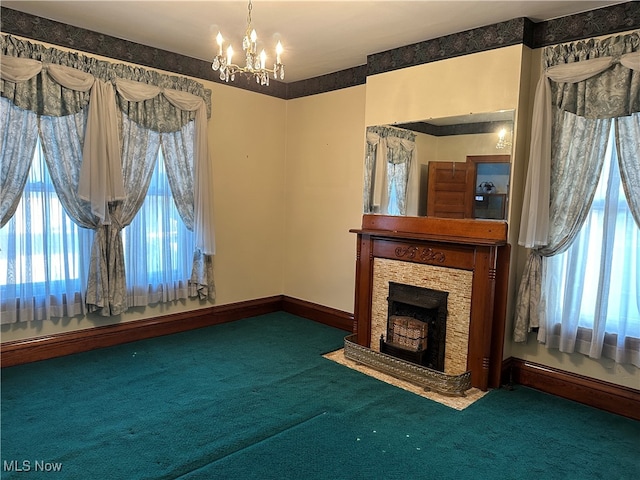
124 148 195 306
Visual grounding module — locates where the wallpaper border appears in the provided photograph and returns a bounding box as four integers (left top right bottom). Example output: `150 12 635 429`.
1 2 638 100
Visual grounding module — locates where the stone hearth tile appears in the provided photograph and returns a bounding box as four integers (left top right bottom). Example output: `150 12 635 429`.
323 349 487 410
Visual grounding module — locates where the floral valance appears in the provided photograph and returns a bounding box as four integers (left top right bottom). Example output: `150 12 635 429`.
544 32 640 119
366 125 416 142
518 31 640 248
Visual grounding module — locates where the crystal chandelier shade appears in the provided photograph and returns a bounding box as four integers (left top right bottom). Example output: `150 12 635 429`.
212 0 285 86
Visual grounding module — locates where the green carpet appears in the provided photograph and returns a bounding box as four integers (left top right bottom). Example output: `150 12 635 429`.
1 313 638 479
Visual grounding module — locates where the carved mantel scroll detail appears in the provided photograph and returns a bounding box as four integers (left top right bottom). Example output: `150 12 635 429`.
395 245 446 263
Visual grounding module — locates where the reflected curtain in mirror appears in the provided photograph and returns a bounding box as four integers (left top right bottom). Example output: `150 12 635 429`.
364 126 418 216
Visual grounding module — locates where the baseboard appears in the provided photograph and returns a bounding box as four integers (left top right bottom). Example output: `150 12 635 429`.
507 357 640 421
282 296 354 332
1 295 353 368
0 296 283 368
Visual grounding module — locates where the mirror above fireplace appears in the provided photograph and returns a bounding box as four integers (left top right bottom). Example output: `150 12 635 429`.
363 110 514 220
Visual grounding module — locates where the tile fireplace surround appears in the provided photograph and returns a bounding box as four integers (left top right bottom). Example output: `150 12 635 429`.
350 215 510 391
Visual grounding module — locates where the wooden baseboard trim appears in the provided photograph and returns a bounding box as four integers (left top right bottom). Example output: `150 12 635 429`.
1 296 283 368
282 296 354 332
1 295 353 367
507 357 640 421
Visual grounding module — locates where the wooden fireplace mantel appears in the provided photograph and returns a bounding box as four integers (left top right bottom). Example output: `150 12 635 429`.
351 215 510 391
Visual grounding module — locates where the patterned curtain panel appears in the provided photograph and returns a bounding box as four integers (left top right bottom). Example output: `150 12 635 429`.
363 139 378 213
0 98 37 226
161 125 215 300
615 113 640 225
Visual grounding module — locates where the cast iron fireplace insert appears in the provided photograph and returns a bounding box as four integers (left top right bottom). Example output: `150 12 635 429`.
380 282 448 372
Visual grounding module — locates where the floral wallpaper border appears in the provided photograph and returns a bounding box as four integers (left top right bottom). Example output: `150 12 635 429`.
367 17 532 78
1 3 638 100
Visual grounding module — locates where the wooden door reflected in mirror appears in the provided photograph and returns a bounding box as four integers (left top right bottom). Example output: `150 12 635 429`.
426 154 510 220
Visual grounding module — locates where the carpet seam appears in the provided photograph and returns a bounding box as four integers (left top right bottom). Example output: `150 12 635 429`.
170 410 329 479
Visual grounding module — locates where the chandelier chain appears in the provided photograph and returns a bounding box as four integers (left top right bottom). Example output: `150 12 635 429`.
246 0 253 34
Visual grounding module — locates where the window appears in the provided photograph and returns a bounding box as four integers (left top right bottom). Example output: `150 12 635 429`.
123 149 194 306
0 140 93 322
544 123 640 359
0 140 194 323
386 161 408 216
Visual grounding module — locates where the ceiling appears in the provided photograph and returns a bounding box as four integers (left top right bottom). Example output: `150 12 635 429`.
2 1 627 83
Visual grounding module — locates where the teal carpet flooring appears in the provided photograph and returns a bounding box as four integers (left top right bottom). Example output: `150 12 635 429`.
1 312 638 479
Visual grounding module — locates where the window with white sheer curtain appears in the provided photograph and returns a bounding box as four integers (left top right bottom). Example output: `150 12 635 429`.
123 148 195 307
0 138 194 324
1 35 215 320
543 123 639 365
513 32 639 367
0 140 93 322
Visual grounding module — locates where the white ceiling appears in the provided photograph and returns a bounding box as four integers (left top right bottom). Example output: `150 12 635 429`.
2 1 627 82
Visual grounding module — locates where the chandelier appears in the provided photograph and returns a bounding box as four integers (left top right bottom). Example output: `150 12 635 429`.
212 0 285 86
495 127 512 150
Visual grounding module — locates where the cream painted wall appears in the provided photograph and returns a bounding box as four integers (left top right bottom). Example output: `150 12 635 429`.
283 86 366 313
433 133 509 161
0 38 288 342
208 83 287 305
365 45 523 127
414 131 507 164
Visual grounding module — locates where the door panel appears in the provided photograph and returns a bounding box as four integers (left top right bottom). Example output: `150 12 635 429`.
426 162 472 218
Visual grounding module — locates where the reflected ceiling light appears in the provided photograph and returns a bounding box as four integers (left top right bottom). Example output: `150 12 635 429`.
496 127 512 150
212 0 285 86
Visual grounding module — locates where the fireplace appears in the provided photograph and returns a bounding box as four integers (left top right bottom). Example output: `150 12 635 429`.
350 215 510 391
380 282 447 372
